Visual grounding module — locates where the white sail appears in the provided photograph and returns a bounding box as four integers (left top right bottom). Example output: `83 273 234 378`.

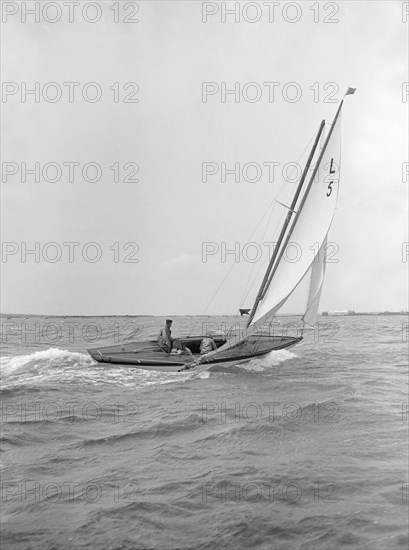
301 235 327 328
191 102 346 367
250 106 342 328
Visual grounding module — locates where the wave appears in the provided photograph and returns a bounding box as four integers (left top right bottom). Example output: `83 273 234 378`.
1 347 93 376
73 413 205 449
209 349 297 374
0 348 94 392
240 349 297 371
0 347 200 392
0 347 297 395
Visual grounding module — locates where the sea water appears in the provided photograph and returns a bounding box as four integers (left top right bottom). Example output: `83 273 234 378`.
1 314 408 549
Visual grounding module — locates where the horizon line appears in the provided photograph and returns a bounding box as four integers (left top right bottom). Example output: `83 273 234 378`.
1 311 408 318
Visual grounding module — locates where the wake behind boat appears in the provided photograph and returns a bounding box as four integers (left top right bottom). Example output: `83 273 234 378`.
88 88 355 371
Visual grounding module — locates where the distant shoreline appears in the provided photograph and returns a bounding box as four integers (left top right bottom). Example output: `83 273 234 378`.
320 311 409 317
1 312 408 318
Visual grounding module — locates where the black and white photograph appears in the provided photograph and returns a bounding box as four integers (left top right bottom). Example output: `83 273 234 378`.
1 1 408 548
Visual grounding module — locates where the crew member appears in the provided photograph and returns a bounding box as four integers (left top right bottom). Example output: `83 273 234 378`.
158 319 174 353
200 333 217 355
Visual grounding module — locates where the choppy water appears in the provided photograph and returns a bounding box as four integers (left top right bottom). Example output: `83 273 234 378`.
1 314 408 550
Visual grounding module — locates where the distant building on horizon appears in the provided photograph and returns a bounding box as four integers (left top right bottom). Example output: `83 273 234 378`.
321 310 356 316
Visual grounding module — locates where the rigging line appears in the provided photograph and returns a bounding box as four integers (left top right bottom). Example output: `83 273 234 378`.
275 128 318 202
239 203 279 308
233 198 288 326
202 201 278 315
203 126 319 317
235 126 318 268
238 126 319 311
244 191 282 241
202 261 237 315
233 176 294 323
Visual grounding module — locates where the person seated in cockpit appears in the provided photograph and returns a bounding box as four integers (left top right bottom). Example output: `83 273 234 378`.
158 319 192 356
200 333 217 355
158 319 174 353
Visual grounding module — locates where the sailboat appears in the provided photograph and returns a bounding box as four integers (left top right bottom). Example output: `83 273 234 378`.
88 88 355 372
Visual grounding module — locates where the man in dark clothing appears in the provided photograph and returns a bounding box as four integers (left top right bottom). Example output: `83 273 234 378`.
157 319 190 356
158 319 174 353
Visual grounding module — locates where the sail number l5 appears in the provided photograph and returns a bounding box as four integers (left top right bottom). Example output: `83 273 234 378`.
327 157 336 197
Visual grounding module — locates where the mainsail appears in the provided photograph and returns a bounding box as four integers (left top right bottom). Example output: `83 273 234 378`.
249 101 342 328
195 97 350 364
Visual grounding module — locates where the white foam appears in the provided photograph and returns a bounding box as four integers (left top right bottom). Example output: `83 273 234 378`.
238 349 297 371
0 347 201 390
197 370 210 379
0 346 294 390
0 348 92 375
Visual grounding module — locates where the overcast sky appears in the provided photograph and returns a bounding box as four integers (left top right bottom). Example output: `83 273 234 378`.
1 0 408 315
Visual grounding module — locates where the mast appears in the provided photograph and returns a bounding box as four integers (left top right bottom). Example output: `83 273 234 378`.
246 119 325 327
248 100 344 327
